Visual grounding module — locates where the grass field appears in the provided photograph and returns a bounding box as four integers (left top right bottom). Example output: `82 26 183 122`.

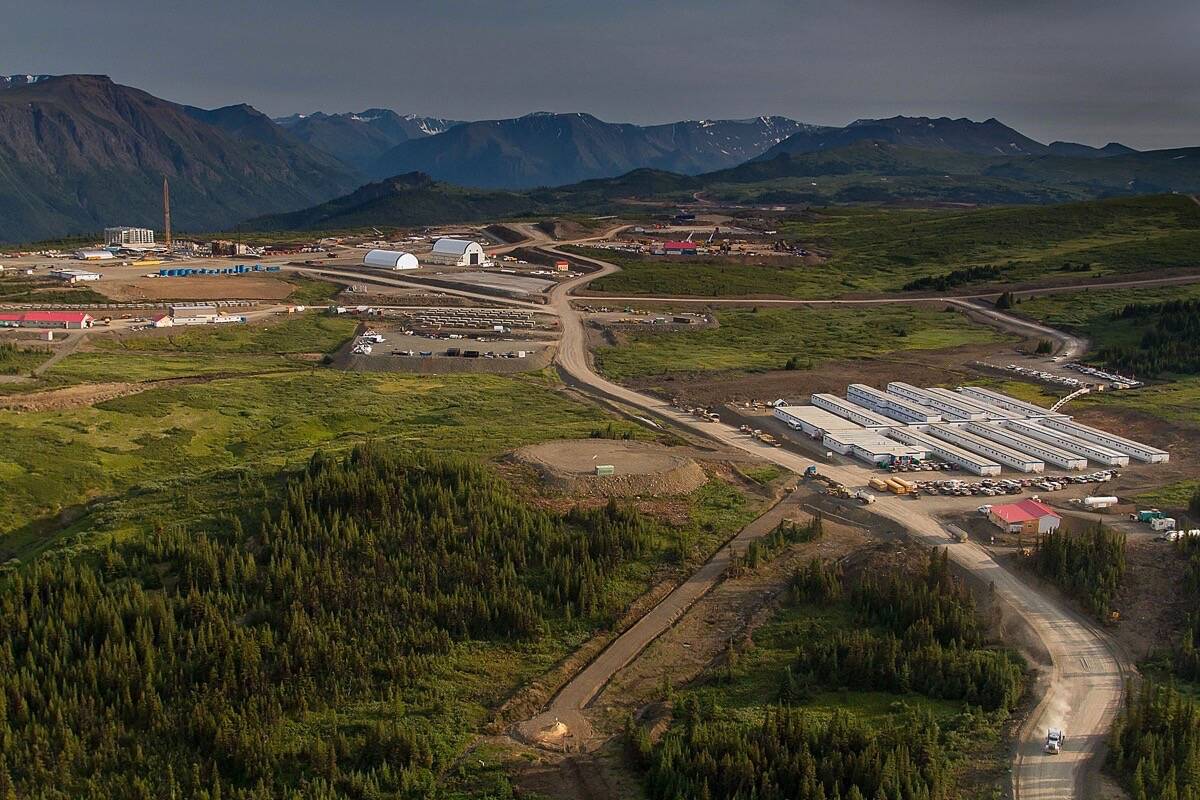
596 305 1003 380
586 195 1200 299
94 313 357 354
0 342 51 375
0 370 654 555
284 275 345 305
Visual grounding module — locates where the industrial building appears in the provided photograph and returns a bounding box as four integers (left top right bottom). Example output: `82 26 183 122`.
822 429 927 465
887 382 986 421
848 383 942 424
772 405 924 465
1039 417 1169 463
957 386 1064 419
362 249 419 270
169 304 219 325
925 424 1045 472
662 241 698 256
773 405 862 437
988 499 1061 535
0 311 94 329
810 393 902 428
105 226 155 246
924 387 1022 420
1000 419 1130 466
884 427 1002 476
74 249 115 261
425 238 486 266
210 240 258 257
964 421 1088 470
49 268 101 283
770 382 1166 475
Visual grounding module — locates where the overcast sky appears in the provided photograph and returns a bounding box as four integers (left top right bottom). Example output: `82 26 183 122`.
3 0 1197 149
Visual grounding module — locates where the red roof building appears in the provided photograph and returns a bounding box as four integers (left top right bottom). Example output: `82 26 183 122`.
663 240 698 254
0 311 94 329
988 499 1061 535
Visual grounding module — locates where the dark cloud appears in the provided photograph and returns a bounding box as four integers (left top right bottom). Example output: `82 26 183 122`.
1 0 1196 149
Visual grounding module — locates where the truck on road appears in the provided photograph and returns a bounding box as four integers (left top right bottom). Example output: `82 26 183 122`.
1045 728 1064 755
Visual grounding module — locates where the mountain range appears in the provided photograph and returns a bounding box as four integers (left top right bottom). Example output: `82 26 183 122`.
0 75 358 242
1 72 1195 243
367 113 812 188
274 109 463 173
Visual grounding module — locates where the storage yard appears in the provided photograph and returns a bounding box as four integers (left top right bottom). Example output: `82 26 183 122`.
773 382 1169 478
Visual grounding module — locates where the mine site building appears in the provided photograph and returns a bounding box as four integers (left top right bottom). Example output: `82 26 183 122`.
426 238 486 266
105 227 155 246
848 383 942 425
74 249 115 261
362 249 419 270
49 268 101 283
662 241 698 256
988 499 1061 536
169 304 219 325
0 311 94 329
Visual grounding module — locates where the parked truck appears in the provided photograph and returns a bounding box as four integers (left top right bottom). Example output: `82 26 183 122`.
1080 496 1118 510
1151 517 1177 532
854 490 876 505
1131 509 1165 523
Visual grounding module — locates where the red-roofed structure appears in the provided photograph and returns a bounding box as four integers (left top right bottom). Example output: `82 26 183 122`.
0 311 93 329
663 240 698 255
988 499 1060 534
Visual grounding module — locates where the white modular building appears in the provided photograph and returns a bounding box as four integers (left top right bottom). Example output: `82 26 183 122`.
773 405 863 438
965 420 1088 470
848 383 942 424
169 304 219 325
1001 419 1130 466
926 424 1045 473
956 386 1064 419
887 382 986 421
885 427 1003 476
362 249 419 270
425 238 487 267
1038 417 1169 463
49 268 101 283
810 393 902 428
924 387 1022 421
822 429 927 466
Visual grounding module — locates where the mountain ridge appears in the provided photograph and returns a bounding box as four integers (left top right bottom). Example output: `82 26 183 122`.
0 74 359 241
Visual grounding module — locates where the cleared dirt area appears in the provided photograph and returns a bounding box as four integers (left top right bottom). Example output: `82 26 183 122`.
95 274 298 302
512 439 709 497
0 381 141 411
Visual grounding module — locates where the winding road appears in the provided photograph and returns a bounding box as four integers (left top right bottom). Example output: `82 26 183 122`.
520 238 1131 800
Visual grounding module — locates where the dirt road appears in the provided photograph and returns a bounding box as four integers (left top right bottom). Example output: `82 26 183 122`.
587 271 1200 306
535 242 1129 800
948 298 1088 359
516 488 806 749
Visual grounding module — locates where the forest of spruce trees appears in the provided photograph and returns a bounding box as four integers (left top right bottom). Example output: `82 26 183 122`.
625 549 1025 800
0 445 664 799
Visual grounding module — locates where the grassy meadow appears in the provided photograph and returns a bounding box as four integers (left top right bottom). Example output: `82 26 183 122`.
596 304 1003 380
586 195 1200 299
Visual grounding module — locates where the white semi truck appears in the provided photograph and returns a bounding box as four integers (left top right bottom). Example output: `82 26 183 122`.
1045 728 1065 754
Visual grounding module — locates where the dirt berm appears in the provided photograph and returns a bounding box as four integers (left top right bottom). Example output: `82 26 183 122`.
512 439 708 497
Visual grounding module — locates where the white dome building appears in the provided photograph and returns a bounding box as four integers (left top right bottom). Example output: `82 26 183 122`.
425 237 486 267
362 249 419 270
